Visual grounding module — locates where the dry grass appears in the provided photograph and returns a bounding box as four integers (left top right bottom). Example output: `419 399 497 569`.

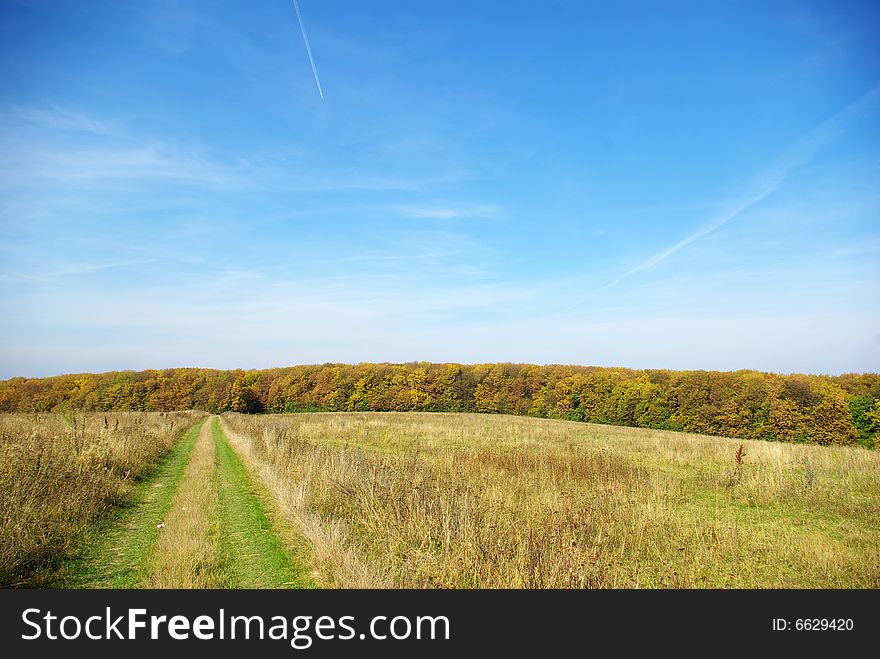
222 411 880 588
144 418 221 588
0 411 205 587
221 418 391 588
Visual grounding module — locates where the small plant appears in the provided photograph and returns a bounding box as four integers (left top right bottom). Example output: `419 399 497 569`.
734 444 746 474
723 443 747 487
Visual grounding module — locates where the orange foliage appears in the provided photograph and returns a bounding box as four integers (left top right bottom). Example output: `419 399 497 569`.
1 364 876 447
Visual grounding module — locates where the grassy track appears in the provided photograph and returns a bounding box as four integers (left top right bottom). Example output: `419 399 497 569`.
66 416 313 588
144 417 221 587
212 418 314 588
65 419 205 587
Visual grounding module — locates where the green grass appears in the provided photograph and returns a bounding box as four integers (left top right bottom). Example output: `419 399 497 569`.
61 419 205 587
212 418 314 589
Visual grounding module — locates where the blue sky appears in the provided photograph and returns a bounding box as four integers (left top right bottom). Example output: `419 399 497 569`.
1 0 878 378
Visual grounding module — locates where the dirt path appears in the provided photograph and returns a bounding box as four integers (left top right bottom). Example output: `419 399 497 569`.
69 416 313 588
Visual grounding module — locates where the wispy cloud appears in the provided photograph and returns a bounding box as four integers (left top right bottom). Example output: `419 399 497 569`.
0 107 462 193
828 239 880 260
0 110 244 187
3 106 122 137
391 203 503 220
3 142 243 187
0 258 156 285
606 84 880 287
6 259 875 377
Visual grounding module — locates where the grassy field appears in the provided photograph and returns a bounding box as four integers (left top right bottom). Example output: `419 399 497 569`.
0 411 205 587
2 410 877 588
0 413 312 589
221 412 880 588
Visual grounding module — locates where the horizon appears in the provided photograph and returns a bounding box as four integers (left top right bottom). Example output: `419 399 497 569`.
3 360 877 382
2 1 879 379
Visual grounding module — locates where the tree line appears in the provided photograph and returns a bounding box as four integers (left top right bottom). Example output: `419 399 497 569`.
1 363 878 448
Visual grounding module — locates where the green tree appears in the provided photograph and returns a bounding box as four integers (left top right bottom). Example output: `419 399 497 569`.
849 395 879 448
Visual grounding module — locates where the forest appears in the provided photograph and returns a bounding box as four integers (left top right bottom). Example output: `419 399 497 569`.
1 363 878 448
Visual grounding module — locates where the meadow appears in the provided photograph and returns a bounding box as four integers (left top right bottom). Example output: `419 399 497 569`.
1 410 877 588
222 412 880 588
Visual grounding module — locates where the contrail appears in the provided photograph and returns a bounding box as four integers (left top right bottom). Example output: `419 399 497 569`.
603 183 778 289
604 83 880 289
292 0 324 100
